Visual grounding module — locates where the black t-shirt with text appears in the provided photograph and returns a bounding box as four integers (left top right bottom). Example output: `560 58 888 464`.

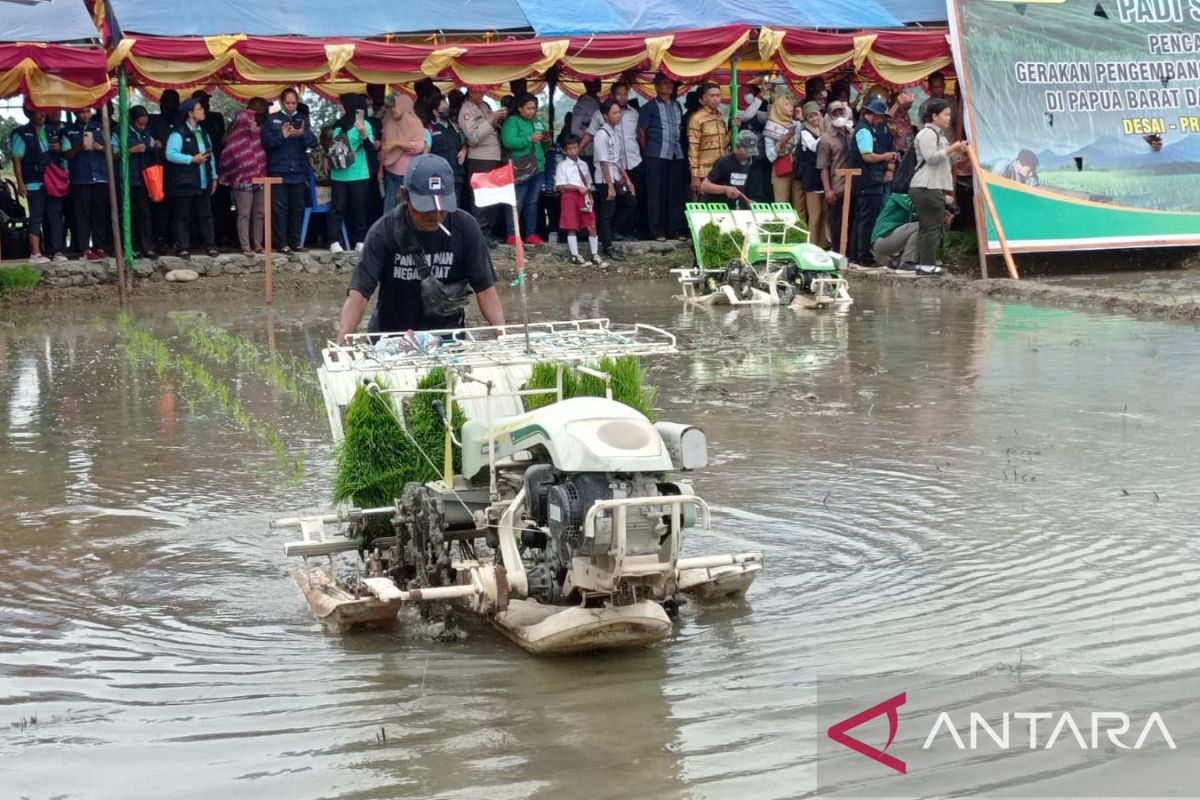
348 208 497 332
702 153 752 204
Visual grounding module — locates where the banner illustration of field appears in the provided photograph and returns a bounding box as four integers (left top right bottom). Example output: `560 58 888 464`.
949 0 1200 252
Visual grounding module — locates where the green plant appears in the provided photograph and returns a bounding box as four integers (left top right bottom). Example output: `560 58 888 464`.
0 265 41 293
121 322 305 479
697 222 745 268
938 230 980 268
523 356 658 421
332 369 466 508
757 220 808 244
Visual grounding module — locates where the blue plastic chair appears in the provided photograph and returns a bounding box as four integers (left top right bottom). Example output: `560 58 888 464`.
300 167 349 249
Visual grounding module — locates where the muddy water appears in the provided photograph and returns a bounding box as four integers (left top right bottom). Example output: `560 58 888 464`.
2 282 1199 799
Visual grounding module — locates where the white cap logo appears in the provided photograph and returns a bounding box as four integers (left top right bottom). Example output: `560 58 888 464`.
429 175 443 191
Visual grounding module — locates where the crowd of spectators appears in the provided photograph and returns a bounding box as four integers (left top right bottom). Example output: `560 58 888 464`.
6 70 969 272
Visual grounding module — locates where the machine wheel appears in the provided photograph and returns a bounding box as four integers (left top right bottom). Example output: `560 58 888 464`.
397 482 454 589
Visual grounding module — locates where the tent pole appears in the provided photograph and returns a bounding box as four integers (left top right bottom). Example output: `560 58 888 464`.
100 103 128 306
118 67 134 283
729 54 739 148
547 67 557 142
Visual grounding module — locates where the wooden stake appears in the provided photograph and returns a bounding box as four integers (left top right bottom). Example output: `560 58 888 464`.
835 168 861 256
100 105 128 307
254 176 283 304
966 146 1019 280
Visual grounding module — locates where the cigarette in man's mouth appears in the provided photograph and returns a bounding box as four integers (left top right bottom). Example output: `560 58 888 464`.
438 223 451 235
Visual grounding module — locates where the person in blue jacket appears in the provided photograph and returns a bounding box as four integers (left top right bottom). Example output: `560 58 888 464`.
165 97 219 258
261 87 317 253
62 107 110 259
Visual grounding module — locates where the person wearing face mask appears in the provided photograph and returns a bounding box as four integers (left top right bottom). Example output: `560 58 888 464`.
427 89 467 209
794 101 828 248
219 98 269 255
737 85 768 133
261 87 318 253
817 101 853 254
337 154 505 343
62 106 110 259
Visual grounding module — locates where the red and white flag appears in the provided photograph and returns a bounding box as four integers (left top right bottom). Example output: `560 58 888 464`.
469 162 517 208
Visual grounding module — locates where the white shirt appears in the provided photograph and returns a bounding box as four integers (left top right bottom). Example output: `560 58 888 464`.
593 125 624 185
587 105 641 170
554 156 591 189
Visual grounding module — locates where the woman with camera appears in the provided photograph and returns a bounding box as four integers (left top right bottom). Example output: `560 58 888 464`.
910 99 968 272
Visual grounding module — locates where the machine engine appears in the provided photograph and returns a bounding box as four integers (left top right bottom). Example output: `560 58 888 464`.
521 466 676 604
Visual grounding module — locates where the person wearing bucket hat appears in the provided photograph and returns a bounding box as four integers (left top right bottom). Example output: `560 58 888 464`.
165 96 219 258
336 154 506 343
699 129 759 208
848 96 899 266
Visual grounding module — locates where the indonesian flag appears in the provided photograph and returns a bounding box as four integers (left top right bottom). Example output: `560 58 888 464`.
469 162 517 208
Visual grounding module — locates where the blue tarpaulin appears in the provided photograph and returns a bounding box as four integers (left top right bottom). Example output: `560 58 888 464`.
875 0 948 23
106 0 533 36
105 0 905 38
515 0 903 35
0 0 101 42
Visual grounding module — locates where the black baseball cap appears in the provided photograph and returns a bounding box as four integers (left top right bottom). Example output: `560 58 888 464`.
405 154 457 213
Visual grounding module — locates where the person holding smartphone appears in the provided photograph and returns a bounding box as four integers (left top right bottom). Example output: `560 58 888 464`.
63 107 110 260
261 87 317 253
165 97 219 258
328 93 375 252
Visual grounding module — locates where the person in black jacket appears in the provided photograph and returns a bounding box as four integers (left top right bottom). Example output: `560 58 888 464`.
114 105 160 257
848 97 898 266
165 98 218 257
62 107 110 259
261 88 317 253
10 105 66 263
426 89 466 206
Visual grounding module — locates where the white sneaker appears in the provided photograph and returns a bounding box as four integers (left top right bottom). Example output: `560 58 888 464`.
53 253 68 263
355 242 365 252
591 253 607 267
329 241 344 253
29 254 50 264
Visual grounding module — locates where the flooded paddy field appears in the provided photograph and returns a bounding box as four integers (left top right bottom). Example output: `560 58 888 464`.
2 280 1198 799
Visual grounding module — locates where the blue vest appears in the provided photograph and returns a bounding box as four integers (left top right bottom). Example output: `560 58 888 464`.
64 120 108 185
850 119 887 194
165 125 210 196
124 126 155 187
13 124 49 185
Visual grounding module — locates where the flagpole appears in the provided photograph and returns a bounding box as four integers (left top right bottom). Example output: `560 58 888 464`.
509 161 532 355
471 160 531 353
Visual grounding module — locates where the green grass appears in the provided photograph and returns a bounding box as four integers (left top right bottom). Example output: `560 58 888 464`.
523 356 658 421
0 265 41 293
332 369 466 508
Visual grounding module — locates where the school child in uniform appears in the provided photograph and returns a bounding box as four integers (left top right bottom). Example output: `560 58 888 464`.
554 135 605 266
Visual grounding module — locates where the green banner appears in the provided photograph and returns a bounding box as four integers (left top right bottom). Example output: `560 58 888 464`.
951 0 1200 251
